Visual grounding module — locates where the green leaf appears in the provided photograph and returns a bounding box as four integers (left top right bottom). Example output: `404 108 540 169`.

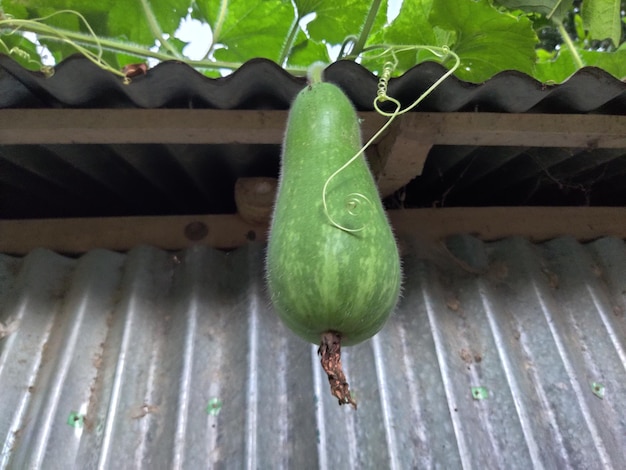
1 1 29 19
4 1 111 39
26 7 83 64
430 0 538 82
293 0 324 17
286 30 331 67
108 0 190 46
493 0 574 21
382 0 437 46
0 32 41 69
27 0 188 46
200 69 223 78
581 0 621 47
535 48 579 82
575 48 626 78
108 2 154 45
114 53 148 70
305 0 373 44
204 0 295 63
535 47 626 82
157 36 188 56
2 0 622 83
573 12 586 41
367 0 439 73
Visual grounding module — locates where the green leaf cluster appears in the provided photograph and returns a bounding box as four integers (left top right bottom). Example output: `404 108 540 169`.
582 0 622 47
1 0 625 83
1 0 190 68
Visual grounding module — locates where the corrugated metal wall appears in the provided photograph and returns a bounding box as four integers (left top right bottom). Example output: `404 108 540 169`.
1 238 626 469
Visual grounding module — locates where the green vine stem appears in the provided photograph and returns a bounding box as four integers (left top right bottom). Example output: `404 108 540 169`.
351 0 383 58
205 0 228 59
139 0 182 58
554 18 584 70
279 14 301 66
0 17 308 75
307 61 325 84
338 35 357 59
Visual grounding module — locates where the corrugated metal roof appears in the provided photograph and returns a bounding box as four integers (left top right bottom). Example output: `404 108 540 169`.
1 238 625 468
406 146 626 207
4 143 625 220
0 143 280 218
1 55 625 217
1 55 625 113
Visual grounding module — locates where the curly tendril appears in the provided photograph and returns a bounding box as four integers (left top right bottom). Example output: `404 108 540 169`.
0 10 128 80
345 193 371 216
376 61 394 100
322 153 374 233
374 45 458 116
322 45 460 233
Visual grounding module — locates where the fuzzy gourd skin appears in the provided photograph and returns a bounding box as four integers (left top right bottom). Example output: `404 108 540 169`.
266 81 402 346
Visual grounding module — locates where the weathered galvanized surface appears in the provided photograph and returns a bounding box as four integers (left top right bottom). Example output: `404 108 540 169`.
1 237 625 469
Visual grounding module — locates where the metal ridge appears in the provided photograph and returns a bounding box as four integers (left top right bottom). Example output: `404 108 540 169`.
1 55 625 113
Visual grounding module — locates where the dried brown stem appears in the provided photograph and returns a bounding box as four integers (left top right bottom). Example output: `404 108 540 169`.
318 331 357 409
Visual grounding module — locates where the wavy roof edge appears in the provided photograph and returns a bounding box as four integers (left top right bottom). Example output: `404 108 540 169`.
1 54 625 113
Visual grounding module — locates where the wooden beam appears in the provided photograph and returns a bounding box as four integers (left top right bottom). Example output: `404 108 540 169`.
389 207 626 243
0 214 265 254
0 110 624 148
0 109 387 145
2 207 625 255
375 118 433 197
399 113 626 149
2 109 623 200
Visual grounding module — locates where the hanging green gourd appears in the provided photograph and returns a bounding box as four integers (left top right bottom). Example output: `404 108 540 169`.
266 63 402 408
